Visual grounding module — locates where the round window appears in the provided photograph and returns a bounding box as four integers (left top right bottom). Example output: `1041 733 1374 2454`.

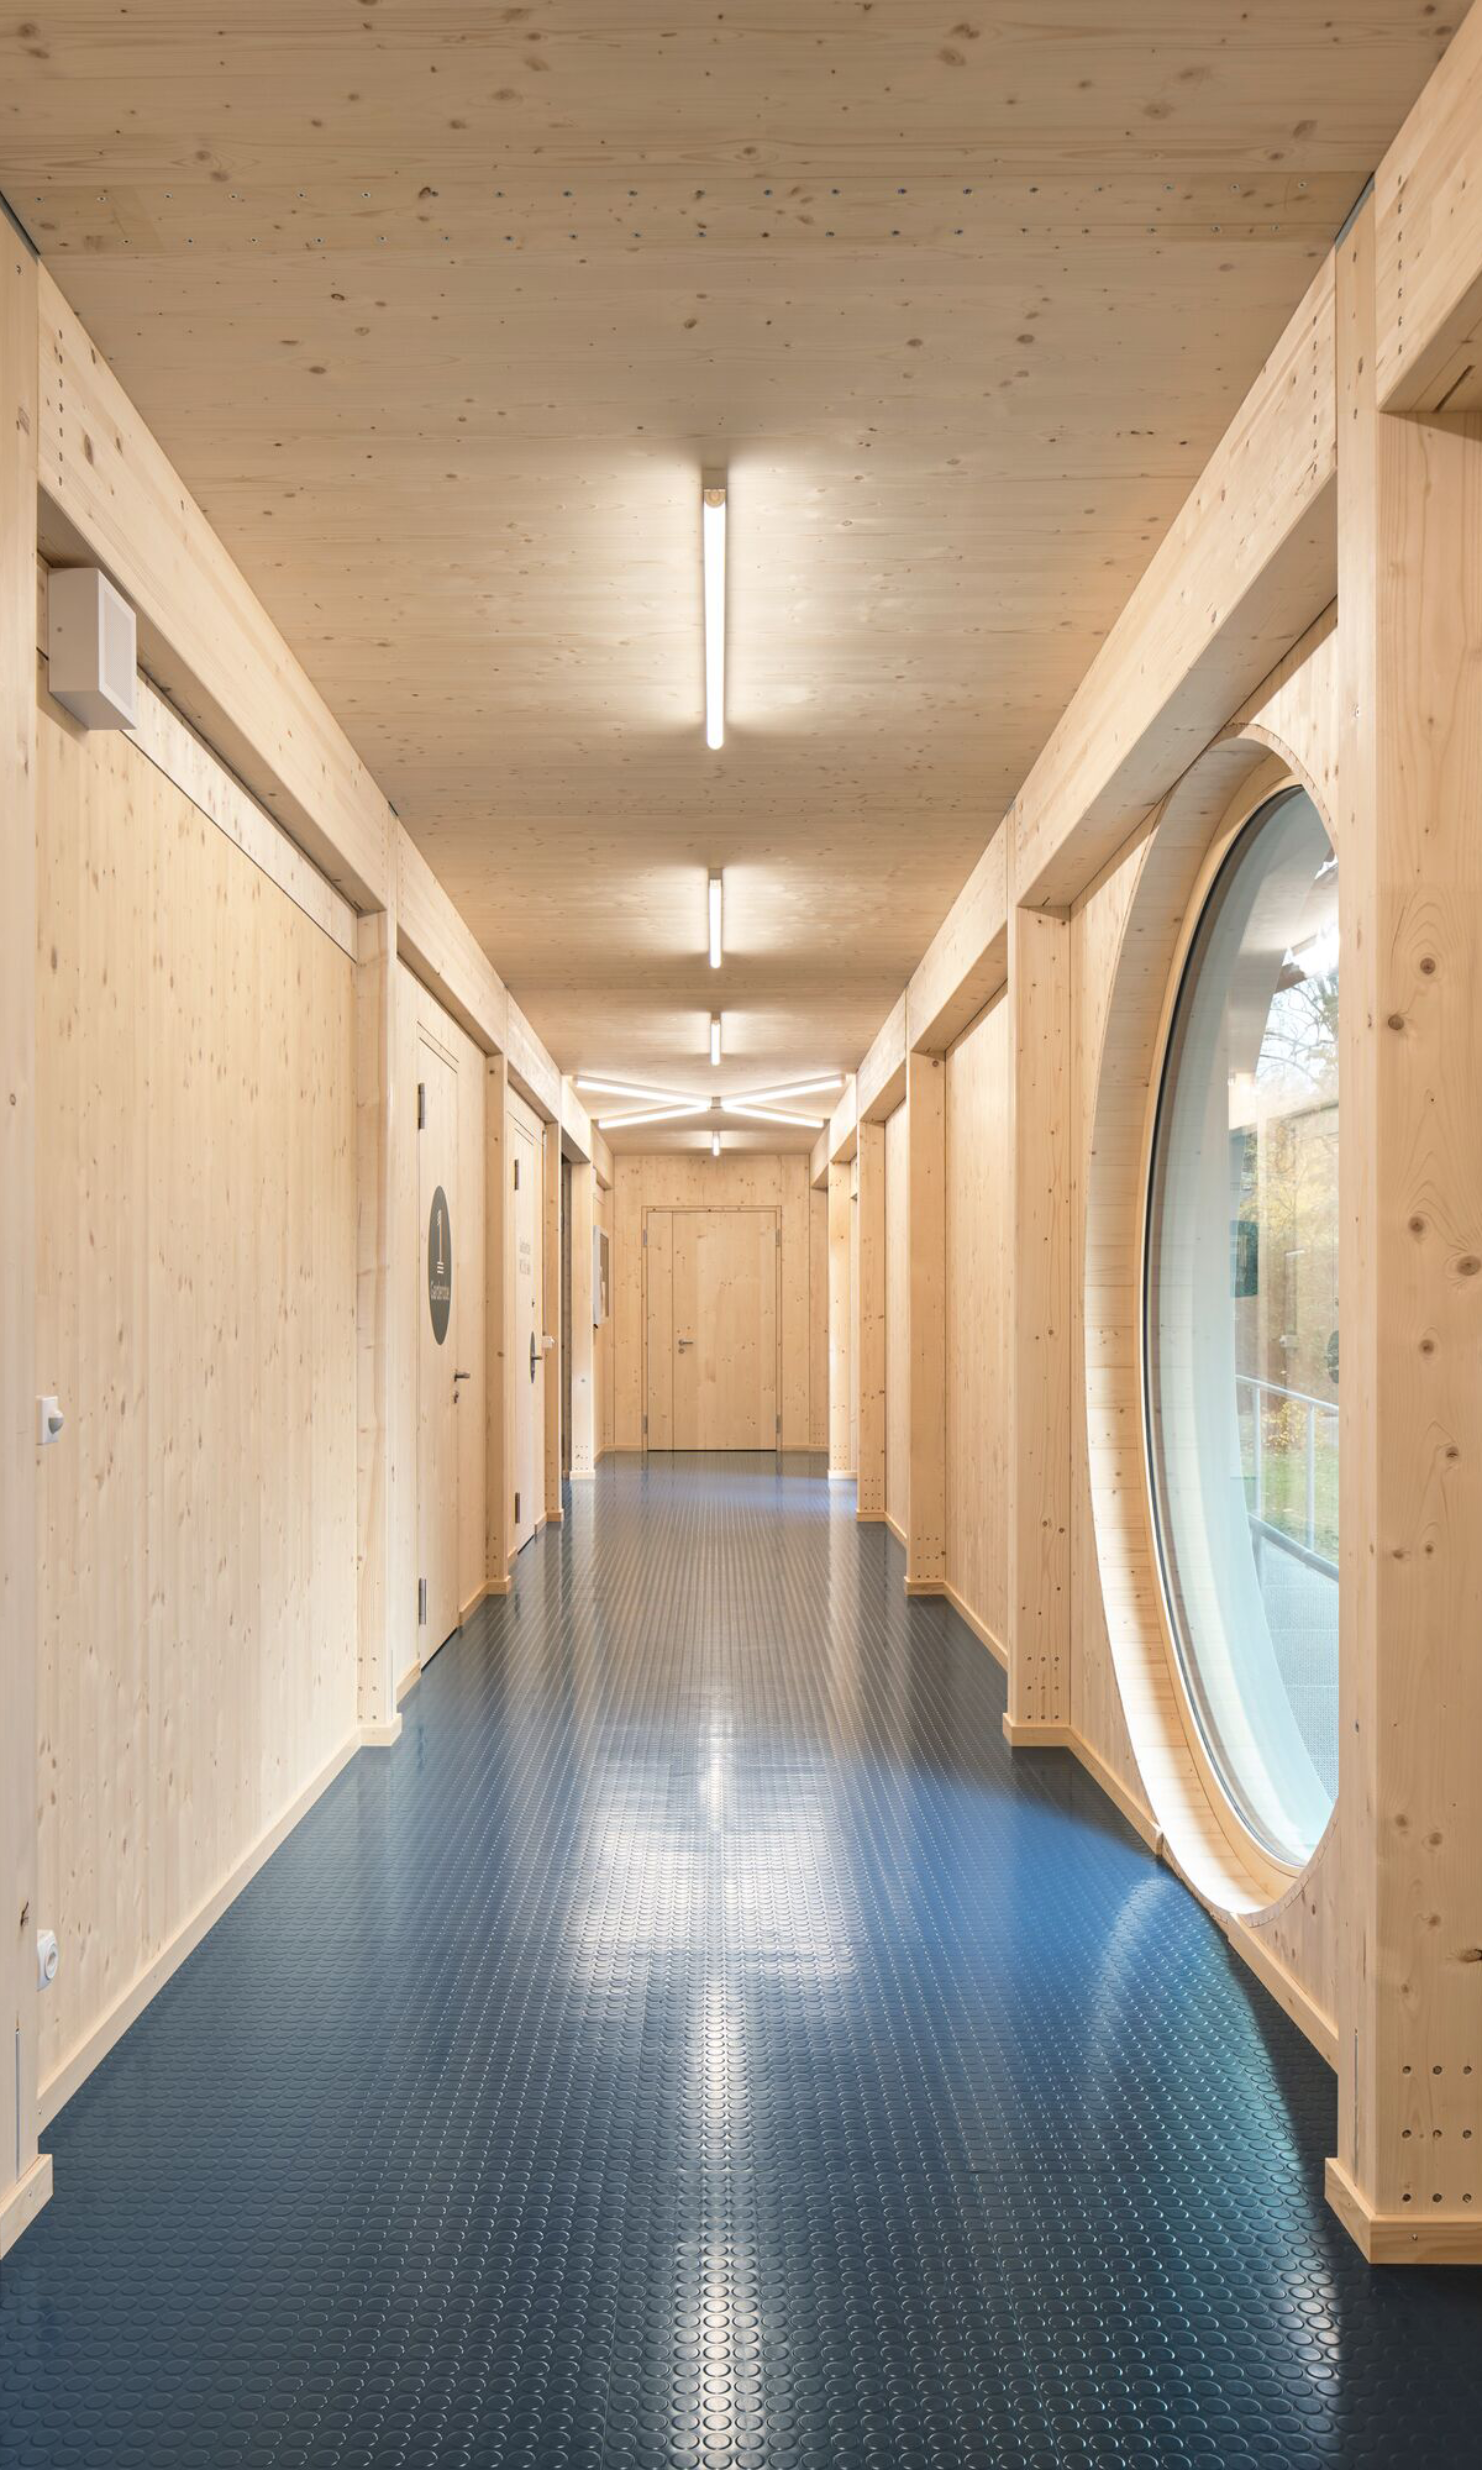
1144 787 1338 1866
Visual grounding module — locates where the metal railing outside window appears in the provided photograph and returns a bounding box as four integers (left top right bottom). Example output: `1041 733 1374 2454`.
1236 1371 1338 1574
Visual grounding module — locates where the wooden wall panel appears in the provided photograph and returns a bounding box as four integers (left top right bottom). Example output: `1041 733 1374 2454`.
0 238 43 2251
611 1154 818 1450
884 1103 910 1539
35 688 358 2109
456 1025 488 1614
595 1181 614 1459
944 996 1011 1660
568 1162 597 1478
809 1185 828 1452
826 1164 853 1476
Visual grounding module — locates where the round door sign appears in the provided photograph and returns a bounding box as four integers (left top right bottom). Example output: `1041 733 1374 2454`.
427 1185 452 1345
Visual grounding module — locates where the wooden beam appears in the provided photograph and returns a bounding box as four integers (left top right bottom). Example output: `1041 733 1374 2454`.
35 269 389 911
907 825 1009 1056
506 997 562 1122
0 232 49 2258
396 827 507 1057
559 1079 611 1182
823 1076 858 1168
855 1118 887 1521
1327 195 1482 2265
857 995 908 1122
827 1162 853 1479
1376 4 1482 413
1015 255 1337 913
904 1053 946 1591
1003 901 1073 1740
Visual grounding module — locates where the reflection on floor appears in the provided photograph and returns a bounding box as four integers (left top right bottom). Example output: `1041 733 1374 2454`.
4 1453 1481 2465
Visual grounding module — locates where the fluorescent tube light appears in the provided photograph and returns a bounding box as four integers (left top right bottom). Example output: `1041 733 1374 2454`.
710 1015 722 1067
703 480 726 749
708 872 723 969
736 1074 844 1106
721 1101 827 1128
711 1131 721 1158
597 1102 710 1130
577 1075 701 1107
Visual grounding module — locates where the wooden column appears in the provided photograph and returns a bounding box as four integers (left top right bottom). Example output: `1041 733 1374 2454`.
542 1120 563 1521
855 1120 887 1520
1003 898 1074 1743
0 235 48 2257
904 1052 946 1592
1326 195 1482 2265
568 1159 596 1478
827 1161 853 1477
353 910 403 1744
484 1052 511 1591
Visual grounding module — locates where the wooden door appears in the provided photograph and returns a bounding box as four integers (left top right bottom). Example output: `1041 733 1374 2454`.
508 1093 544 1551
647 1208 779 1449
417 1032 460 1657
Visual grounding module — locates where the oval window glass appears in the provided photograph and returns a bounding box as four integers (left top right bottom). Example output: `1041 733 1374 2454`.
1145 788 1338 1865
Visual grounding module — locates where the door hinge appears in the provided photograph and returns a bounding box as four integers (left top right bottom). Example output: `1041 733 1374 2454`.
641 1225 648 1247
775 1227 782 1248
418 1577 427 1626
417 1080 426 1130
642 1414 648 1436
514 1490 521 1525
513 1157 520 1191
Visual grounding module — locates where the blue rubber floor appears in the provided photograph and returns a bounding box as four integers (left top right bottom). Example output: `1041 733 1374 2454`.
4 1454 1482 2467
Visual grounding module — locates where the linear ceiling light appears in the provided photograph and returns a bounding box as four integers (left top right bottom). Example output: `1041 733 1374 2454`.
703 478 726 749
711 1131 721 1158
721 1101 827 1128
708 872 724 969
710 1015 722 1067
597 1102 710 1130
576 1075 701 1107
738 1074 844 1106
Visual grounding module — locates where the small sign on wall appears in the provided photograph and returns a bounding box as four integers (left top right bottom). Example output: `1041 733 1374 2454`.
428 1185 452 1344
593 1225 610 1326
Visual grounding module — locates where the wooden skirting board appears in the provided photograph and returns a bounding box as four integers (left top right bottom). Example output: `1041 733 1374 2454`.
35 1724 376 2133
942 1582 1008 1672
1324 2158 1482 2268
0 2155 53 2260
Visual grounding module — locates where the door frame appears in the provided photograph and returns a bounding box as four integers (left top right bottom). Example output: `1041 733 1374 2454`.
506 1087 545 1552
641 1204 783 1452
415 1019 461 1663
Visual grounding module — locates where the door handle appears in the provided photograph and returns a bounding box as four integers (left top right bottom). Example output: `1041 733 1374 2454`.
529 1330 539 1383
453 1370 471 1387
676 1337 694 1349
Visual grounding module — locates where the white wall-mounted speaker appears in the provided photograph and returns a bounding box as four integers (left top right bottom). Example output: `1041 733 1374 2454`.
47 565 138 730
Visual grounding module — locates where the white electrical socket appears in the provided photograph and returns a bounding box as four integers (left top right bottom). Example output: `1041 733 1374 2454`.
37 1395 65 1447
36 1929 59 1991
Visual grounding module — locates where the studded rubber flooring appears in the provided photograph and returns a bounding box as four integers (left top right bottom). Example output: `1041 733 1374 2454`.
5 1455 1482 2468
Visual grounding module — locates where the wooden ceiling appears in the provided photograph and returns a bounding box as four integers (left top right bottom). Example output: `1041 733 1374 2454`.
0 3 1460 1150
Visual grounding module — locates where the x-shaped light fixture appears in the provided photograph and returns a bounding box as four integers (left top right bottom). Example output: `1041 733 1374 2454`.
576 1072 844 1132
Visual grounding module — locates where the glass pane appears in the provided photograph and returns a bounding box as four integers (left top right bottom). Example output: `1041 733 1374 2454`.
1145 788 1338 1865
